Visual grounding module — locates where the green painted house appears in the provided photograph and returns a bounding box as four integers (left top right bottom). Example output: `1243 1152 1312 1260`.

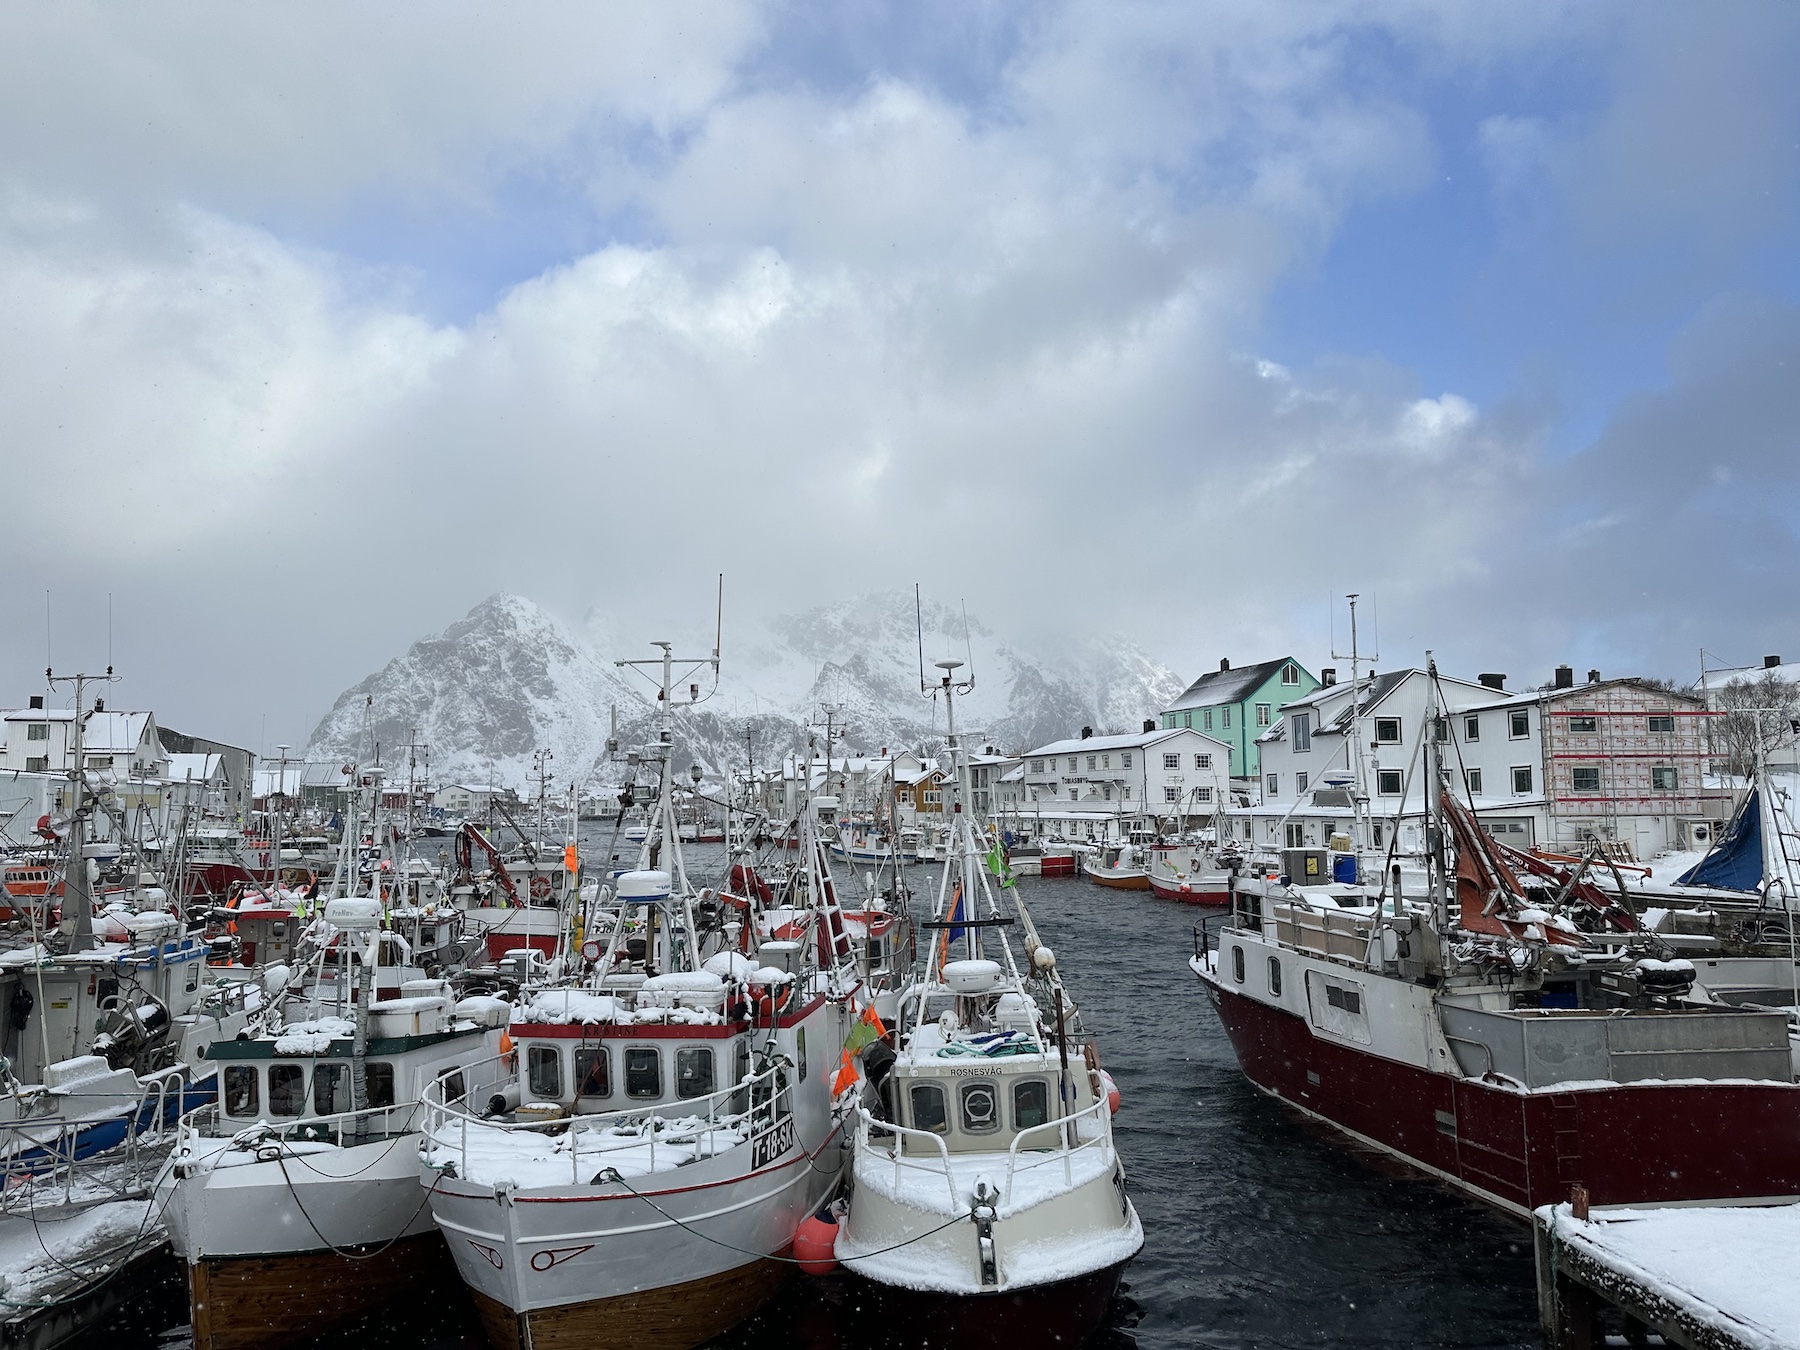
1160 658 1319 778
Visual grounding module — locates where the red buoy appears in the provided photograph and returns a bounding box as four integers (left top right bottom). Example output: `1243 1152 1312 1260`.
793 1213 839 1275
1101 1070 1122 1116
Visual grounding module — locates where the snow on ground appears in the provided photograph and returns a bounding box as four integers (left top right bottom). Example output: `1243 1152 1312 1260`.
1547 1202 1800 1349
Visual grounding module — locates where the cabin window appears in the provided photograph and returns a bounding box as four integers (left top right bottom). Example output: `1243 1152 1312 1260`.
312 1063 348 1115
664 1046 712 1101
958 1081 1000 1134
575 1047 610 1099
367 1063 396 1108
437 1067 465 1103
1648 715 1675 734
796 1028 807 1077
1012 1079 1050 1131
224 1065 258 1116
528 1045 563 1098
1231 945 1245 983
1377 770 1402 796
1374 718 1401 744
1268 957 1282 996
625 1047 662 1099
910 1083 949 1134
269 1064 306 1117
1324 984 1363 1015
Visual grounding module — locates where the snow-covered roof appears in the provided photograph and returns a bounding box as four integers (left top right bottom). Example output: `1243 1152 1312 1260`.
1164 658 1303 712
167 753 223 782
1025 728 1209 756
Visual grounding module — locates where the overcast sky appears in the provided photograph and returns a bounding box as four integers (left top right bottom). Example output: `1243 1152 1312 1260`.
2 2 1797 753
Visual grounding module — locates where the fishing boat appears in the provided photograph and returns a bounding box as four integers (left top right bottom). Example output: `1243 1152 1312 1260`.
1082 841 1149 890
834 657 1142 1341
420 635 865 1350
159 896 509 1350
1191 655 1800 1217
1146 843 1232 905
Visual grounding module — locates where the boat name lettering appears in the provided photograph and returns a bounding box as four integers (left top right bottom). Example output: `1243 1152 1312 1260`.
751 1116 796 1169
948 1065 997 1077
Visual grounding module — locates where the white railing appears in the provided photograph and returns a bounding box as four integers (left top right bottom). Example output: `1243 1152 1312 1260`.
852 1074 1117 1212
184 1092 423 1151
419 1051 793 1188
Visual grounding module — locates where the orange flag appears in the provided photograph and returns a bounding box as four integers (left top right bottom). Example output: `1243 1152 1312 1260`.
564 843 579 874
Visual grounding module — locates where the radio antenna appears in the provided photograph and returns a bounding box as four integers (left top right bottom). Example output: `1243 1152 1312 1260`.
961 599 976 693
712 574 723 671
915 583 929 697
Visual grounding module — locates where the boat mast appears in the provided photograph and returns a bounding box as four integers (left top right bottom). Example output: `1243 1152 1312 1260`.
1424 652 1452 935
48 667 116 954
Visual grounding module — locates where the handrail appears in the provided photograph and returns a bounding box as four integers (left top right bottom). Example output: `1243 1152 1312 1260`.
1002 1089 1112 1205
852 1106 959 1210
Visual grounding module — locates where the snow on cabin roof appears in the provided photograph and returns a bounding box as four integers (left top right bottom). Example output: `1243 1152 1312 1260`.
1165 658 1299 712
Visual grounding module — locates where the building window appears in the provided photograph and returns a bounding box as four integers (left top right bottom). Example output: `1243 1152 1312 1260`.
1466 768 1483 795
1282 663 1300 685
1512 766 1533 795
1195 786 1212 804
1221 706 1231 728
1122 752 1132 769
1285 822 1305 848
1464 715 1479 742
1069 788 1078 801
1571 767 1601 792
1296 772 1308 793
1163 753 1180 769
1086 755 1096 771
1377 769 1402 795
1256 703 1272 728
1102 754 1110 769
1568 715 1597 733
1652 766 1678 791
1648 715 1675 734
1195 753 1211 770
1510 710 1530 739
1030 759 1043 773
1266 774 1279 797
1069 757 1079 772
25 757 47 773
1374 718 1401 744
923 790 942 805
1203 710 1213 731
1121 786 1130 799
1164 786 1181 803
25 723 48 741
1292 713 1311 753
1104 785 1113 800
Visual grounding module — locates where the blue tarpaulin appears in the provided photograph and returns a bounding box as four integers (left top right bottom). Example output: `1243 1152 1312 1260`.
1676 789 1764 892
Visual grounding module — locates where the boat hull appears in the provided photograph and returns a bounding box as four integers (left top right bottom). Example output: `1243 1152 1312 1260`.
1199 968 1800 1215
841 1259 1129 1348
1147 873 1229 905
1084 867 1149 891
188 1229 456 1350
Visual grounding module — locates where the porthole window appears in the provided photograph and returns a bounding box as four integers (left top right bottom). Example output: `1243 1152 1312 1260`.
1232 945 1245 983
959 1081 1000 1134
1268 957 1282 997
910 1082 948 1134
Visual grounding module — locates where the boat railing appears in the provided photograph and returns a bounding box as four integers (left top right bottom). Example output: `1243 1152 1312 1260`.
181 1093 423 1149
1269 902 1375 968
0 1063 193 1207
852 1081 1116 1212
421 1051 794 1187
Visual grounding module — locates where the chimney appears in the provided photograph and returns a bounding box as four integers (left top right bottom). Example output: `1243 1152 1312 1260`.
1081 726 1093 739
1478 673 1506 691
1219 658 1230 672
1766 655 1783 670
28 695 43 710
1587 669 1601 684
1553 665 1574 690
1143 719 1156 734
1320 668 1337 687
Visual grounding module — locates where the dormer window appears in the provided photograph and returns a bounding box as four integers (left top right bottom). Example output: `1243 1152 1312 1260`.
1282 663 1300 685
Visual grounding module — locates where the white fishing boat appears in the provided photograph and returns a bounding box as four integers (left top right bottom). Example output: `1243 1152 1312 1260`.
158 896 508 1350
419 633 867 1350
833 657 1142 1340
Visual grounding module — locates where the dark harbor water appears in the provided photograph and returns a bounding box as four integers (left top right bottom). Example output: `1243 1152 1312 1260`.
90 862 1541 1350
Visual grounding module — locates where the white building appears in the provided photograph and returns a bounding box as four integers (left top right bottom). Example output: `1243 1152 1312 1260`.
1018 723 1233 840
434 784 504 817
1 698 167 778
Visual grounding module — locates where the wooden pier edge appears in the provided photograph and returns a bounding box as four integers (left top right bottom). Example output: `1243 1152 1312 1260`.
1533 1205 1766 1350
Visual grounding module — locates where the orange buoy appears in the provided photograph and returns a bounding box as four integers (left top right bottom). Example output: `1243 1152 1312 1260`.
793 1213 838 1275
1101 1069 1122 1116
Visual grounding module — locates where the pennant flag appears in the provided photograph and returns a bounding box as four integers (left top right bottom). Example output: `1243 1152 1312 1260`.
844 1004 886 1056
564 843 579 874
984 841 1015 889
831 1050 859 1096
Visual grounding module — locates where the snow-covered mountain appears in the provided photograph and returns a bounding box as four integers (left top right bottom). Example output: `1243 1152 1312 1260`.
305 592 1184 791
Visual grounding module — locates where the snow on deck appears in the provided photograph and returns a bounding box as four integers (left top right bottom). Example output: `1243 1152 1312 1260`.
0 1199 162 1307
423 1114 748 1189
852 1115 1114 1219
1542 1201 1800 1350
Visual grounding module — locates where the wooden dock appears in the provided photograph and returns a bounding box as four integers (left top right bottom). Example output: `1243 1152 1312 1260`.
1534 1196 1800 1350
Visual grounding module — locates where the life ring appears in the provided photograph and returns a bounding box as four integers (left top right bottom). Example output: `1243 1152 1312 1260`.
530 876 552 901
